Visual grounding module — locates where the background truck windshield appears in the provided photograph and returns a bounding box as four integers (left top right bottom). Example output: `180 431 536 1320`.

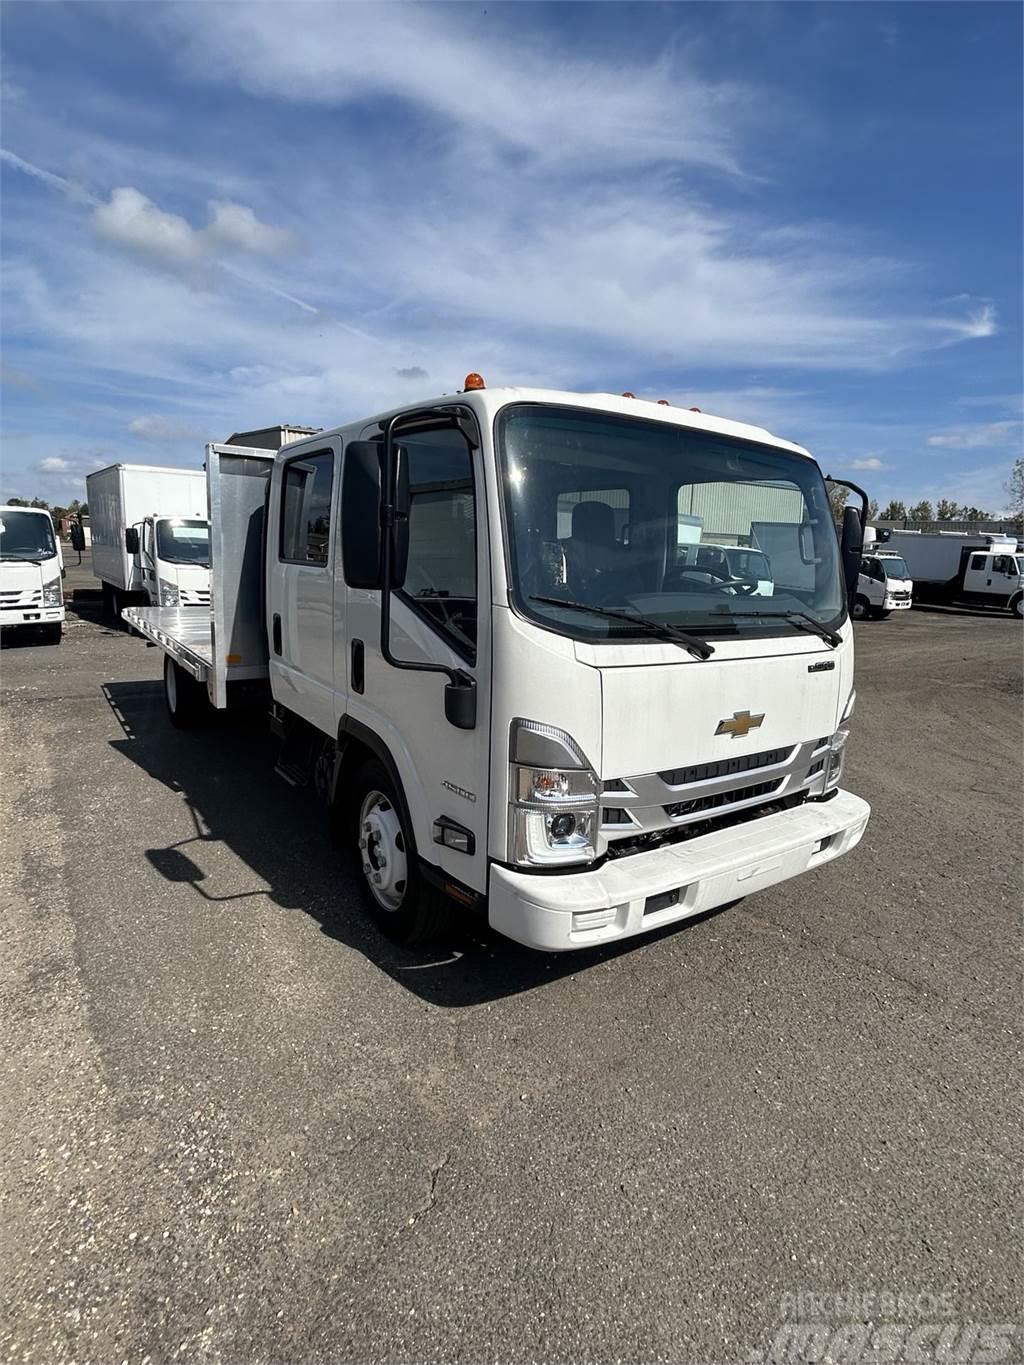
0 509 57 560
881 557 911 579
156 519 210 566
498 405 845 641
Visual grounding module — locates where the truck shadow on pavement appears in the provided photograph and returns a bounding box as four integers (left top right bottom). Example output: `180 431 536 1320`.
101 679 728 1007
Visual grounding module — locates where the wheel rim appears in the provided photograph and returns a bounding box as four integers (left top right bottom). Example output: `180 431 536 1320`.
1015 598 1024 618
358 790 408 912
165 658 177 712
852 599 867 620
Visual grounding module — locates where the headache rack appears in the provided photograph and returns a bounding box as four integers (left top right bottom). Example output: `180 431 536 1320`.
121 443 274 707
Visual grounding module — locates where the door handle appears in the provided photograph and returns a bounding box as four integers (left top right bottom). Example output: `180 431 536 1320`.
272 612 282 654
351 639 365 693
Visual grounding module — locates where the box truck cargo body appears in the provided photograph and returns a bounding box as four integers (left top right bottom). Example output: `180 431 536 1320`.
0 505 65 644
87 464 210 614
883 529 1023 616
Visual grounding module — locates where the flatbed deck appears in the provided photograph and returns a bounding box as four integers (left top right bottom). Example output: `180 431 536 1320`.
122 606 213 680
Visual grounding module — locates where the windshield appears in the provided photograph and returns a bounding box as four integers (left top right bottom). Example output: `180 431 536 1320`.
498 405 845 642
155 518 210 566
0 509 57 561
880 557 911 580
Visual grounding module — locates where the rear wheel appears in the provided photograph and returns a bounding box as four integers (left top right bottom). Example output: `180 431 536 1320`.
1011 594 1023 619
348 759 454 945
851 594 870 621
163 654 211 729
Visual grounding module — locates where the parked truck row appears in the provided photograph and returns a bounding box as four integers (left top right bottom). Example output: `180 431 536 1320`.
119 378 872 953
877 528 1023 617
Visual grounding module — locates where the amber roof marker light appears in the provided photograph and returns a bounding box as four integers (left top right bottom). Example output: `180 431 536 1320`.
463 372 486 391
621 391 636 399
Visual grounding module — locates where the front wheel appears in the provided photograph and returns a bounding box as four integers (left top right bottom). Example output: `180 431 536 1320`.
163 654 211 729
869 607 891 620
1010 594 1023 619
348 759 454 945
851 594 870 621
41 622 63 645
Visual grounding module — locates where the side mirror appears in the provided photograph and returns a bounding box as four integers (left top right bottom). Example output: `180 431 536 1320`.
125 527 140 555
341 441 384 588
444 671 477 730
840 505 864 598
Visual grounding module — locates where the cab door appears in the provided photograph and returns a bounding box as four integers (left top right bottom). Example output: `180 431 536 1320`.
268 441 341 737
963 551 997 600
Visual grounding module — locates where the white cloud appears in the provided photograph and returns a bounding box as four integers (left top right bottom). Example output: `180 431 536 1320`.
927 421 1020 449
850 457 886 470
39 456 71 472
94 187 204 266
92 187 293 271
206 200 294 255
128 415 203 442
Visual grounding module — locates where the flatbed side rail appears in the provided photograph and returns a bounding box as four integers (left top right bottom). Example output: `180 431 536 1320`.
121 606 210 682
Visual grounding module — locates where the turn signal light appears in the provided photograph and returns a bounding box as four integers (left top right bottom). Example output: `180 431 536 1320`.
622 391 636 398
463 372 486 391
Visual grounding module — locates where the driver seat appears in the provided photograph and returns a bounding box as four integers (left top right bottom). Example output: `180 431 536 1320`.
563 502 642 600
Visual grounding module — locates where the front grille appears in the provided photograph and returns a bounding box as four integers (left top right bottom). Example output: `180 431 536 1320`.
0 589 42 605
664 777 783 820
601 807 633 825
659 746 791 787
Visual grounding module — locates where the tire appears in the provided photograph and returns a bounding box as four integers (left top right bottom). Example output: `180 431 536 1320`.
348 758 455 945
1011 594 1023 620
869 608 891 620
163 654 211 729
851 594 870 621
41 623 63 645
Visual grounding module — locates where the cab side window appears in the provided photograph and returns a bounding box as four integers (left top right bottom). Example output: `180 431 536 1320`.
280 451 334 565
968 553 987 572
398 425 477 662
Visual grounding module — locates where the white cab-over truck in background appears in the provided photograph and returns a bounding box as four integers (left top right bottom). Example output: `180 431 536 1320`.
879 528 1023 617
853 546 913 621
123 379 871 953
87 464 210 618
0 505 65 644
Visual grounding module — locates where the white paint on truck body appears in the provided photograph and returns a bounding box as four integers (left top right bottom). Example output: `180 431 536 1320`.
0 505 65 629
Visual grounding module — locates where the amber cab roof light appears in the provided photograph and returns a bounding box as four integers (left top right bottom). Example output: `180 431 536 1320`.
621 391 636 399
463 372 486 391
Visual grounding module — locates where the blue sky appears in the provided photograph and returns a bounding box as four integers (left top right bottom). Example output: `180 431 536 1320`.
2 1 1021 511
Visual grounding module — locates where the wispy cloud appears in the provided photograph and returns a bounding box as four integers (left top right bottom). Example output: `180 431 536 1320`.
849 457 887 471
127 415 204 442
927 420 1021 449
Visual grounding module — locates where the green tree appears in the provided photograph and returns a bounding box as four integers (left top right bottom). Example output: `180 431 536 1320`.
880 499 906 521
936 498 959 520
6 496 29 506
908 500 933 523
867 498 879 521
959 505 992 521
1005 459 1024 530
827 483 849 523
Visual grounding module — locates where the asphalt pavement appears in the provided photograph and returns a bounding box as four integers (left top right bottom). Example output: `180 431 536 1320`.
1 564 1020 1363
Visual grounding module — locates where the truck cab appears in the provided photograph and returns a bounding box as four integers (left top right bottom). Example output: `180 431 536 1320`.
854 552 913 620
0 505 65 644
131 515 211 607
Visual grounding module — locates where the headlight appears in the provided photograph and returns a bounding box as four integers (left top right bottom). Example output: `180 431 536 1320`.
826 690 855 787
158 578 180 606
42 579 63 606
509 719 599 867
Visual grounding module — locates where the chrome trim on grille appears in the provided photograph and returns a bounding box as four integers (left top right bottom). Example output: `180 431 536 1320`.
599 738 832 838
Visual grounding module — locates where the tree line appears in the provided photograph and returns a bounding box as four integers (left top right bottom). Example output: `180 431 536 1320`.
829 458 1023 529
4 496 89 521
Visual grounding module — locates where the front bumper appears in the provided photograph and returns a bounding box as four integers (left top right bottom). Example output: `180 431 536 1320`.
0 606 65 627
489 789 870 952
884 597 912 610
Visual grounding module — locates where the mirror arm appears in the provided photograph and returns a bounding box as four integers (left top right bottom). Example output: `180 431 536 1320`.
377 414 477 729
826 476 869 527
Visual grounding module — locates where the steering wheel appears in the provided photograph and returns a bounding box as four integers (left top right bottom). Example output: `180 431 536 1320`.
725 575 763 596
666 566 732 592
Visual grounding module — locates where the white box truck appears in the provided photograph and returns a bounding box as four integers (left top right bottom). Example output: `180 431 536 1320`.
87 464 210 618
0 505 65 644
881 529 1023 617
121 378 871 952
852 547 913 621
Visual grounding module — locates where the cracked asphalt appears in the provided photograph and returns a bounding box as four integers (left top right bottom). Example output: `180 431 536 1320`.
1 566 1021 1363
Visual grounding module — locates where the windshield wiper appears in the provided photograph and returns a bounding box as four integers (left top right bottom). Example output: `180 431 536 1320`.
529 596 714 660
712 607 842 649
0 553 45 564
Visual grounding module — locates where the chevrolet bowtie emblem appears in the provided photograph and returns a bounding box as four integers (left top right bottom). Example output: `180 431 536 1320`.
715 710 765 739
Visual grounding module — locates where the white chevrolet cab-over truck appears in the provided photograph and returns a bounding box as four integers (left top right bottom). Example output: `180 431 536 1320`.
123 380 871 952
